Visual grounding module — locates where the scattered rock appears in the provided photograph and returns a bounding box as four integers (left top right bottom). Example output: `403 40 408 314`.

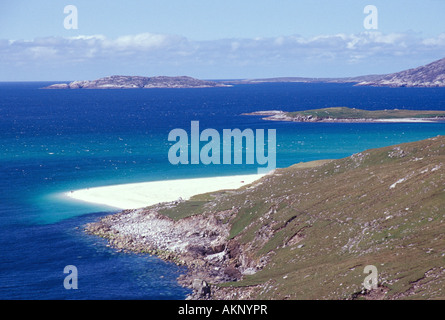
192 279 211 299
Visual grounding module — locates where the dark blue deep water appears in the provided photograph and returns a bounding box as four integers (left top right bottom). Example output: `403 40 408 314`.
1 82 445 299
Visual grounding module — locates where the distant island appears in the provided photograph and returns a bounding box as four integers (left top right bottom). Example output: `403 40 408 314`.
43 75 231 89
244 107 445 123
229 57 445 88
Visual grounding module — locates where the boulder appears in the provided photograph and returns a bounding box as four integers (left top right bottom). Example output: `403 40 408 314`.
192 279 211 298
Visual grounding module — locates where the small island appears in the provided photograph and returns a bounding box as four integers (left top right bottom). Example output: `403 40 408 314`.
243 107 445 123
43 75 231 89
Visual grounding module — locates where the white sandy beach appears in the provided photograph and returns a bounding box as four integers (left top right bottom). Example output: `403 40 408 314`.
373 118 436 123
65 174 266 210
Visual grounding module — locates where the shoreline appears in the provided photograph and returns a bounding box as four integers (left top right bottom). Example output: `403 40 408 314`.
82 172 271 300
65 174 266 210
81 136 445 300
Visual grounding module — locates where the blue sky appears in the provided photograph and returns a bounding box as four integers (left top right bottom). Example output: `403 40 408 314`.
1 0 445 80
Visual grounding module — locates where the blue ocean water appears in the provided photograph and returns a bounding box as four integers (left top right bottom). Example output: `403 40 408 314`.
1 82 445 299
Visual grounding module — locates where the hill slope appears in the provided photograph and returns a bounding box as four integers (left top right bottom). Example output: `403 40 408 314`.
86 136 445 300
356 57 445 87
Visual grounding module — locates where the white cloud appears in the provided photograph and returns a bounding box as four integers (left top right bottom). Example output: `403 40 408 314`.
422 33 445 46
102 33 185 51
1 31 444 79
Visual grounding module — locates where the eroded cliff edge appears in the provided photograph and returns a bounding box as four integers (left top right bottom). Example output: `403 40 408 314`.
84 190 271 300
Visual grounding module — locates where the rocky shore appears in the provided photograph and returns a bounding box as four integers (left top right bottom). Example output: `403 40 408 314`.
83 136 445 300
242 110 323 122
243 110 445 123
84 201 267 300
242 110 388 123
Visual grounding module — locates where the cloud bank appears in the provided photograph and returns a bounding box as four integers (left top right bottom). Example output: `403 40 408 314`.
1 31 445 80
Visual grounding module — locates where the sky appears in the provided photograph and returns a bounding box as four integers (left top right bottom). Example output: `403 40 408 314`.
1 0 445 80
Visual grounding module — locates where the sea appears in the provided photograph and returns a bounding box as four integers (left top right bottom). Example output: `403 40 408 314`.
1 81 445 300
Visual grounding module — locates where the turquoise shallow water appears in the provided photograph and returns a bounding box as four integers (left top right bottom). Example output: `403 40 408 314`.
1 81 445 299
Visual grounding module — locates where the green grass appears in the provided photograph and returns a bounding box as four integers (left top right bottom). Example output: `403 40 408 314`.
156 136 445 299
157 192 218 220
287 107 445 120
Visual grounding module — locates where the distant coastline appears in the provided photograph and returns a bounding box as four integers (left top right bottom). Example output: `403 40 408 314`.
41 56 445 89
225 57 445 88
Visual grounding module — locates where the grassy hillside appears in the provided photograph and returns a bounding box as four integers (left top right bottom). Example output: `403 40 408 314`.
160 136 445 299
286 107 445 120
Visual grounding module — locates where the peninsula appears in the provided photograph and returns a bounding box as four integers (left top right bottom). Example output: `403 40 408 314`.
85 136 445 300
243 107 445 123
43 75 230 89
